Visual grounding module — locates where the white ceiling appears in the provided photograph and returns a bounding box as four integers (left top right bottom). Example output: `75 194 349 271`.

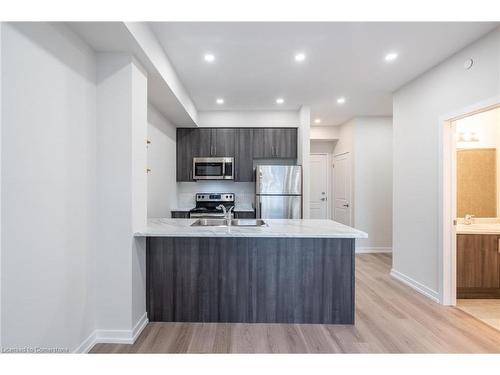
151 22 498 126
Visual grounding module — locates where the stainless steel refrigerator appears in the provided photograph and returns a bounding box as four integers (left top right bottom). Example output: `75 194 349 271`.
255 165 302 219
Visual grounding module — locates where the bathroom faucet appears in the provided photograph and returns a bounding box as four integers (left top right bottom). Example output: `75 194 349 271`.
217 204 234 222
464 214 475 225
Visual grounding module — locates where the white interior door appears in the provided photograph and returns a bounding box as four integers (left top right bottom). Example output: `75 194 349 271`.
334 153 352 225
309 154 329 219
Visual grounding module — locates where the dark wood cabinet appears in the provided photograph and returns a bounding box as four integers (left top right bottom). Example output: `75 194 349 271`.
253 128 297 159
213 128 236 157
457 234 500 298
171 211 190 219
233 210 256 219
193 128 235 158
147 236 355 324
194 128 212 157
176 128 197 181
176 127 297 182
235 128 254 182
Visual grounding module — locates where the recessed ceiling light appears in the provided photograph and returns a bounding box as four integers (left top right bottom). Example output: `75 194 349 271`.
294 53 306 62
314 118 321 124
216 98 224 104
276 98 285 104
204 53 215 63
384 52 398 62
337 97 346 104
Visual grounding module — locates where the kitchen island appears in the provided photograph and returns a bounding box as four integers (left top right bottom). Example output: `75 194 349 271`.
136 219 367 325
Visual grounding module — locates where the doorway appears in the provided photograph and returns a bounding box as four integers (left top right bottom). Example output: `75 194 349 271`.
334 152 352 226
441 99 500 331
309 153 329 219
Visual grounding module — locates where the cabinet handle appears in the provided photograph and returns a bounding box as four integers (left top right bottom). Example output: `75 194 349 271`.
498 238 500 253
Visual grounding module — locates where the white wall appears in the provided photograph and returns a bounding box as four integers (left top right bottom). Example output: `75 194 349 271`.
298 106 311 218
455 107 500 149
1 23 97 352
197 110 299 128
393 27 500 298
147 104 178 217
177 182 255 209
353 118 393 251
125 22 197 125
334 120 355 157
0 22 3 349
95 53 147 336
320 117 393 252
310 126 339 140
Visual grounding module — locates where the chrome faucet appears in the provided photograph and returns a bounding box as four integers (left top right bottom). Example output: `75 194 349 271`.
217 204 234 222
464 214 475 225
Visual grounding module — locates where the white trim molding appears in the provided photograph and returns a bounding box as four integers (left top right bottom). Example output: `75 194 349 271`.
438 96 500 306
73 331 98 354
356 247 392 254
73 312 149 353
390 268 439 303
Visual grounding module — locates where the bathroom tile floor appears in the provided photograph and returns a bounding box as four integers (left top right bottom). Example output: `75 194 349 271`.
457 299 500 331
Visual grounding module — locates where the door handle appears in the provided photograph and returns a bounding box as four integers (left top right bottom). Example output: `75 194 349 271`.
342 203 349 207
320 197 327 201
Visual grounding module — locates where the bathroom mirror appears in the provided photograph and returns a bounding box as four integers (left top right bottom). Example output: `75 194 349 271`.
455 107 500 218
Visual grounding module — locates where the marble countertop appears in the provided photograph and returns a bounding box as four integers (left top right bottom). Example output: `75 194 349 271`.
456 223 500 235
135 218 368 238
456 218 500 234
171 204 255 213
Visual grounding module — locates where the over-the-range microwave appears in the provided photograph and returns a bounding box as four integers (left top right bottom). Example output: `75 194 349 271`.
193 157 234 180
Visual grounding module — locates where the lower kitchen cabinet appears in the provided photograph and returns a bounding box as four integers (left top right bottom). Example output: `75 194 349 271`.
233 211 256 219
146 236 355 324
171 211 190 219
457 234 500 298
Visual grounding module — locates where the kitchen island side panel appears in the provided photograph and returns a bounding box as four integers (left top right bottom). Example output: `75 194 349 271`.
146 237 355 324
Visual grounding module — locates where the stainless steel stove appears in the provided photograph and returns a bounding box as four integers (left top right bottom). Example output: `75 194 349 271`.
189 193 235 219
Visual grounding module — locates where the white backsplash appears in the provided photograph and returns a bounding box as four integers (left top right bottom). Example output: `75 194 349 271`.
177 181 255 208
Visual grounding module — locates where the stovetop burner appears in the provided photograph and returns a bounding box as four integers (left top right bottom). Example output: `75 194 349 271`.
190 207 221 213
189 193 235 218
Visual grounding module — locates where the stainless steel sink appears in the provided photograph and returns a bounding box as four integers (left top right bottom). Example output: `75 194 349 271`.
191 218 267 227
230 219 267 227
191 218 229 227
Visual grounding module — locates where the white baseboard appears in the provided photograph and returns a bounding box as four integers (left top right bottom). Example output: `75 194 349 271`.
390 268 439 303
356 247 392 254
73 331 98 354
73 312 148 353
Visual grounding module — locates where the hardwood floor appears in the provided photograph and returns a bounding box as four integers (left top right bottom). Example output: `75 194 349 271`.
90 254 500 353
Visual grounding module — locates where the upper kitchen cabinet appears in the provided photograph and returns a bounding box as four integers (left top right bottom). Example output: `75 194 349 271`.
213 128 236 157
235 128 254 182
176 128 197 181
195 128 212 157
194 128 236 158
176 127 297 182
253 128 297 159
